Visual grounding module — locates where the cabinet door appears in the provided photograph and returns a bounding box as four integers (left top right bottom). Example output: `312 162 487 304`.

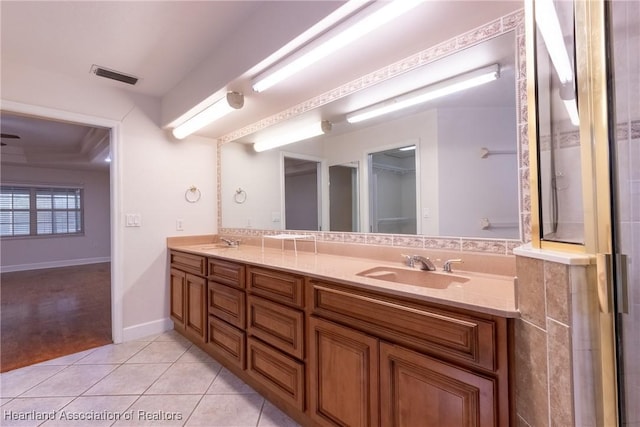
380 342 496 427
170 268 186 329
185 273 207 342
308 317 379 427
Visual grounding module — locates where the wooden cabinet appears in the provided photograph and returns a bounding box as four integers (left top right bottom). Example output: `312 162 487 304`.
169 250 513 427
247 337 305 411
208 316 245 369
170 252 207 343
170 268 186 329
185 273 207 341
245 269 307 414
308 278 512 427
208 281 245 329
205 259 247 368
247 295 304 359
380 342 496 427
308 317 379 427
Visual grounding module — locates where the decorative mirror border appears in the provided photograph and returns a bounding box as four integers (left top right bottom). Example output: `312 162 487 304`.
217 9 529 255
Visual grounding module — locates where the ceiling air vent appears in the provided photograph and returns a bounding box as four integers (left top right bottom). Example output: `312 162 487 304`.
90 65 138 85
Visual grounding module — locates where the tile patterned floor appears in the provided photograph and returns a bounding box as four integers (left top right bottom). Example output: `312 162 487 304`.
0 330 300 427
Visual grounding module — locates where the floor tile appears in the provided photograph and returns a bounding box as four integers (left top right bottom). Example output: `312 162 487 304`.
0 365 66 398
33 348 98 367
0 397 73 427
113 394 201 426
258 400 301 427
207 368 258 395
153 330 192 345
84 363 170 396
145 362 220 395
126 341 190 364
21 365 116 397
176 345 219 364
40 395 138 427
185 394 264 427
74 341 149 365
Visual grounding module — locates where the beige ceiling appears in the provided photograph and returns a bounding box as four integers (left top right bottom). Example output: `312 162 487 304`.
0 0 522 169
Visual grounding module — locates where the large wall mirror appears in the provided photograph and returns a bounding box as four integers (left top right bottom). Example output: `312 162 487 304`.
220 10 528 246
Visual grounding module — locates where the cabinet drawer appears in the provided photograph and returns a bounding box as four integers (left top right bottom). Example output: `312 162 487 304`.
170 251 207 276
247 267 304 308
208 282 245 329
247 295 304 359
206 316 245 370
208 258 245 289
308 280 497 371
247 337 305 411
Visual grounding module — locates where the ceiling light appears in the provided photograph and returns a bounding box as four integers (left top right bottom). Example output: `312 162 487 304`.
172 92 244 140
399 146 416 151
559 82 579 126
535 0 574 84
251 0 424 93
253 121 332 152
346 64 500 124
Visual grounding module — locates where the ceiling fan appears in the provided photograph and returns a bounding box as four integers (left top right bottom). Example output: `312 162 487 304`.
0 133 20 147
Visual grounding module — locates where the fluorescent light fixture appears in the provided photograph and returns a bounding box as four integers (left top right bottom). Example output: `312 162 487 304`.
253 121 332 152
172 92 244 140
535 0 574 84
559 82 579 126
251 0 423 93
346 64 500 124
399 146 416 151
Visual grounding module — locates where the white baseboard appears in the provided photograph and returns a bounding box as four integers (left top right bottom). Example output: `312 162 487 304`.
0 257 111 273
122 317 174 342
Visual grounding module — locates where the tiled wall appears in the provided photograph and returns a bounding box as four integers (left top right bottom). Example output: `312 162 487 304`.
514 253 601 427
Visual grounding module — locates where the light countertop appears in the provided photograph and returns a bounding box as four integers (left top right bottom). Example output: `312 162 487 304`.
169 242 519 318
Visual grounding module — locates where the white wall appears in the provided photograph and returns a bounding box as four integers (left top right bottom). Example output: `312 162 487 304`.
0 165 110 271
1 61 217 340
437 107 519 238
220 139 323 230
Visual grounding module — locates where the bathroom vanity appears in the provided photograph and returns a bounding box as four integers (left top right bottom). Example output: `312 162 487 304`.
168 240 518 427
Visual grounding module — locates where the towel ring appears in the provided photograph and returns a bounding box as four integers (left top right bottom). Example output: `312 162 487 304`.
185 186 201 203
234 188 247 204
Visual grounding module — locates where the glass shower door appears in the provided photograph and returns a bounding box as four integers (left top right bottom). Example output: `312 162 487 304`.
608 1 639 424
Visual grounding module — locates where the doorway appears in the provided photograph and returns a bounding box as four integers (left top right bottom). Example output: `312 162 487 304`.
368 145 418 234
0 105 120 371
283 155 322 231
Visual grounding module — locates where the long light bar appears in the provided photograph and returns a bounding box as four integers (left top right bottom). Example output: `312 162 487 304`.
253 121 332 152
559 82 579 126
346 64 500 124
535 0 574 84
172 92 244 140
251 0 423 93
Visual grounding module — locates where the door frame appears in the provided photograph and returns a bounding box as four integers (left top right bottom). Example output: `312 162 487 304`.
280 151 325 231
1 99 124 343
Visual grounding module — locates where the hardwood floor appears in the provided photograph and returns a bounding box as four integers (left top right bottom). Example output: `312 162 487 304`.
0 262 112 372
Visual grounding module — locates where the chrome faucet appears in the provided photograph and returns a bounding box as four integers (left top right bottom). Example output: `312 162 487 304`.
443 259 463 272
220 237 240 247
402 254 436 271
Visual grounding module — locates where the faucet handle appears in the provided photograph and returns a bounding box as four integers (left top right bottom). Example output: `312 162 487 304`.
401 254 415 267
443 258 463 272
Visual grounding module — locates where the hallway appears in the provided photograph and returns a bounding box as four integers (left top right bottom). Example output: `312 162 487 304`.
1 263 112 372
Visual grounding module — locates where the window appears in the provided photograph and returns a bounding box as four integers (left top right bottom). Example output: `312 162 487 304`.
0 186 83 237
